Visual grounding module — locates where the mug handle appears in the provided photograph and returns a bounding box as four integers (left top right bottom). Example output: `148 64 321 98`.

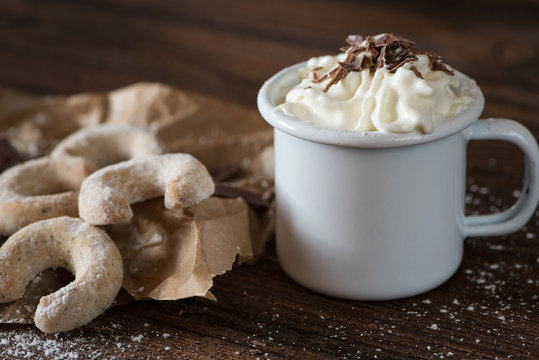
464 118 539 237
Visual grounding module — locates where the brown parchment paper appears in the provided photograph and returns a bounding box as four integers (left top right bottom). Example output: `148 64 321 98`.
0 83 274 324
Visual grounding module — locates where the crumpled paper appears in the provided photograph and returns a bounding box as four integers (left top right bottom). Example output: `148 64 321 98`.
107 197 253 301
0 83 274 324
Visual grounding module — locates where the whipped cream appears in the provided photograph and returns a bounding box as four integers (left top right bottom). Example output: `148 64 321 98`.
275 34 473 134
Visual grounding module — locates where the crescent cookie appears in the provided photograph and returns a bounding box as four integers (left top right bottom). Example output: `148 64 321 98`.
79 153 215 225
0 217 123 333
51 124 165 172
0 157 91 235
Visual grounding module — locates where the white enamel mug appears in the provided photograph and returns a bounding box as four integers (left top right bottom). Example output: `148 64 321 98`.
257 63 539 300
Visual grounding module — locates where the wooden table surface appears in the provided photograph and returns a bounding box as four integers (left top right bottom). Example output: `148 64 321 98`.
0 1 538 359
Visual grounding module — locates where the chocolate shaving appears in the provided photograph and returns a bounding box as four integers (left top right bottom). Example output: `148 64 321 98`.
312 73 328 84
409 65 423 79
320 33 455 92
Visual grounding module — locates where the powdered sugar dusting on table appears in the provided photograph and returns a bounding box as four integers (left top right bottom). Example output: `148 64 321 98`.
0 330 95 359
0 322 179 359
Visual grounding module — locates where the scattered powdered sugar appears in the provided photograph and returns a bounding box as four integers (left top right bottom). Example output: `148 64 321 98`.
130 334 144 343
488 244 506 251
0 331 85 359
0 324 181 359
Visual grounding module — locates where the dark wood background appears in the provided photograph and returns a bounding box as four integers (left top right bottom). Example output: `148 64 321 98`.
0 0 538 359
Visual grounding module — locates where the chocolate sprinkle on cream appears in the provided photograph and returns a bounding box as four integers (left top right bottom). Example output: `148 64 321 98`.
314 33 455 92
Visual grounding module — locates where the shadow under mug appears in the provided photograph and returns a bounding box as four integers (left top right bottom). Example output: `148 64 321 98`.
257 63 539 301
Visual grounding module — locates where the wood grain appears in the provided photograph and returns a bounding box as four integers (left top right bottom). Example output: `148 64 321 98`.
0 0 538 359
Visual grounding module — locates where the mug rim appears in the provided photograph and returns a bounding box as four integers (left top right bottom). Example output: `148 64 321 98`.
257 62 485 148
